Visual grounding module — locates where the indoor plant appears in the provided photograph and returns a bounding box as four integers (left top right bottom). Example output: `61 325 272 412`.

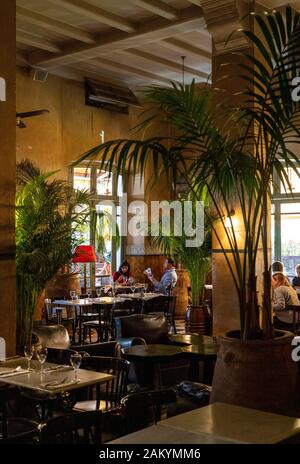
74 7 300 412
150 198 212 334
16 160 92 346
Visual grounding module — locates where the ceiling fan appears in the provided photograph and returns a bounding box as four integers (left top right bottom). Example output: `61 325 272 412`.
16 109 49 128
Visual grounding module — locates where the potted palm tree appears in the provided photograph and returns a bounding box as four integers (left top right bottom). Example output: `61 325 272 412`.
73 7 300 413
16 160 93 346
150 198 212 334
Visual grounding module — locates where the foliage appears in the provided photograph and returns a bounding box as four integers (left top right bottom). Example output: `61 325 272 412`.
16 160 92 346
150 198 211 306
73 7 300 339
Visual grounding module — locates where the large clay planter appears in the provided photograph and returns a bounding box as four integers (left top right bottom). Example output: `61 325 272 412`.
210 330 299 415
185 304 209 335
45 272 81 298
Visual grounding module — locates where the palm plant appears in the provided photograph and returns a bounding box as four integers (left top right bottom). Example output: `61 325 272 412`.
73 7 300 340
150 198 211 306
16 160 92 346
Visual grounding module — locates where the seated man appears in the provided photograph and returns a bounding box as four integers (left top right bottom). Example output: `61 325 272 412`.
144 258 177 295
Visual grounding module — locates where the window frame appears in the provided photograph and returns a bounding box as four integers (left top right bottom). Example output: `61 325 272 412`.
70 162 125 287
272 167 300 272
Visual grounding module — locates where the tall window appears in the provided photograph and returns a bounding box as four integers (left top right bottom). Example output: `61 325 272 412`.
272 166 300 277
71 164 124 288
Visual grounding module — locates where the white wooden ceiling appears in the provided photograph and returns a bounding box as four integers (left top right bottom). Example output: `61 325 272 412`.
16 0 212 89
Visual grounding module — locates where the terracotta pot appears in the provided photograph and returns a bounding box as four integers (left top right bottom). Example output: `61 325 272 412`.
185 304 209 335
45 272 81 299
210 330 300 415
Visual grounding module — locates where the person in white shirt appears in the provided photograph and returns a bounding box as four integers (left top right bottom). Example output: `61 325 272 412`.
143 258 177 295
272 272 300 330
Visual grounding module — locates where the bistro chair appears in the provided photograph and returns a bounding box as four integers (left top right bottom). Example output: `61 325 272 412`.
0 386 38 443
38 410 103 444
43 299 77 343
121 388 177 434
73 356 129 413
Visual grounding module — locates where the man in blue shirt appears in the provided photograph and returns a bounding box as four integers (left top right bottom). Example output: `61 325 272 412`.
144 258 177 294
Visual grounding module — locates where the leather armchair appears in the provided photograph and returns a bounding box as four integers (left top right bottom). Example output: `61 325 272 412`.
114 314 173 345
32 324 70 350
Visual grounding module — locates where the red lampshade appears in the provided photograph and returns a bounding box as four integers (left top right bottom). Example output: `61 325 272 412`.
73 245 97 263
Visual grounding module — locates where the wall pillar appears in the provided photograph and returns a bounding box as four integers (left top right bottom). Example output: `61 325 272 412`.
201 0 261 334
0 1 16 355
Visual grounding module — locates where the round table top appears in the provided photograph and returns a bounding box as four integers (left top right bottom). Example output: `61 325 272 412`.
123 344 183 360
170 334 216 346
181 344 217 356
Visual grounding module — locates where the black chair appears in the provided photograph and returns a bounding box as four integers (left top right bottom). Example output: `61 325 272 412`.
38 410 102 444
82 305 113 344
147 296 177 334
121 388 177 434
73 356 129 413
0 386 38 443
44 299 77 342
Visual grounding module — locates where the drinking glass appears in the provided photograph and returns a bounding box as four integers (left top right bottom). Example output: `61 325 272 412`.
96 288 101 298
70 290 76 300
36 345 47 373
24 344 34 371
86 288 92 300
70 352 82 381
111 284 116 299
131 281 136 294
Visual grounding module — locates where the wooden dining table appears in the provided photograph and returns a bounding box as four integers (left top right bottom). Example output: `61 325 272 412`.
53 297 127 344
0 357 113 394
109 402 300 444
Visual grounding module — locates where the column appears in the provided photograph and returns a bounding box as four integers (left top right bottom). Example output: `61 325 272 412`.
201 0 263 334
0 1 16 355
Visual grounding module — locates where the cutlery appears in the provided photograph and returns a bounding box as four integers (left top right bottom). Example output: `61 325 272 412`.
42 376 68 387
0 366 22 376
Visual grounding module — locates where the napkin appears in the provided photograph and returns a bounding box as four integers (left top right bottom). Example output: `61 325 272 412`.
42 379 80 390
43 365 72 373
0 367 29 377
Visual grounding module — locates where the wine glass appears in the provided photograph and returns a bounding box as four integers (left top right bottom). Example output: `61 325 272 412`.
130 281 136 294
70 352 82 381
36 345 47 373
24 344 34 371
96 288 101 298
86 288 92 301
111 283 116 300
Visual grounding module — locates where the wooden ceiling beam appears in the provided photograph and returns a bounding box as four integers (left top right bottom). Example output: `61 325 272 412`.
87 56 177 86
186 0 202 6
16 5 95 44
47 0 136 33
162 37 211 61
29 6 205 67
129 0 178 20
16 30 61 53
124 48 209 79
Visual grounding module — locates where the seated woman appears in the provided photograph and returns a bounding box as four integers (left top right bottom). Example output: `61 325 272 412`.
113 260 132 285
272 272 300 331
